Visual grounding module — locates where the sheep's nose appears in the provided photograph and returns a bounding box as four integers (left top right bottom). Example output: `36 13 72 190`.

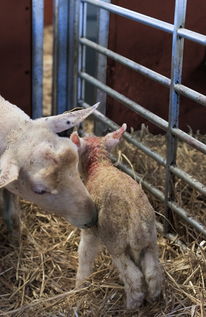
82 211 98 229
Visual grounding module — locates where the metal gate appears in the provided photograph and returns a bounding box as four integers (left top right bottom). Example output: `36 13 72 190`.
32 0 206 237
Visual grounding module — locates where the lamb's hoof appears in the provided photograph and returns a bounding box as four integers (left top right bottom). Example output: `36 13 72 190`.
75 279 90 289
146 274 163 302
147 288 162 303
126 291 144 310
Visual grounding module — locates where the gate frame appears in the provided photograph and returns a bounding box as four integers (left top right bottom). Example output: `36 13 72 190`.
32 0 206 237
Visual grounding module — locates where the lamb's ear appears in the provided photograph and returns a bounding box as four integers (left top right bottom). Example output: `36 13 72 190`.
0 152 19 188
70 132 87 154
70 132 81 148
37 103 99 133
104 123 127 151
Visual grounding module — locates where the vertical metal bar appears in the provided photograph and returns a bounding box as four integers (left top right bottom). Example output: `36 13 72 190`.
32 0 44 119
95 0 111 135
67 0 77 109
68 0 85 108
164 0 187 233
52 0 69 114
78 1 88 103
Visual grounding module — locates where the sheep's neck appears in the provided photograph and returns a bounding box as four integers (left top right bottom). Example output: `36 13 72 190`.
83 145 112 179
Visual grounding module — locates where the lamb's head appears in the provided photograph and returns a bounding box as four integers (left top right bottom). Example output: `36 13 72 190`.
70 123 127 175
71 123 127 154
0 104 99 228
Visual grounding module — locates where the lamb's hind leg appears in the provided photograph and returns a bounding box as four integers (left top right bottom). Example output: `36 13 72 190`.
140 246 163 302
112 253 144 309
76 229 101 288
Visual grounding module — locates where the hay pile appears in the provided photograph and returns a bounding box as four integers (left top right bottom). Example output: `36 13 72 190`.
119 129 206 237
0 199 205 316
0 26 205 316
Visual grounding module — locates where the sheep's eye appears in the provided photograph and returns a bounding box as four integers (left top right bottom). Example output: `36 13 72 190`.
34 189 47 195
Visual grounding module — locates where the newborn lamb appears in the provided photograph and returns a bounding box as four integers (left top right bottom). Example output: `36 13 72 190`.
71 124 162 309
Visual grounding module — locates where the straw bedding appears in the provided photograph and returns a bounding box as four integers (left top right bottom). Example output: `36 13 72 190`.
0 26 205 317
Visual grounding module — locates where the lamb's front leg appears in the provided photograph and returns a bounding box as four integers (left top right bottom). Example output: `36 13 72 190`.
76 228 101 288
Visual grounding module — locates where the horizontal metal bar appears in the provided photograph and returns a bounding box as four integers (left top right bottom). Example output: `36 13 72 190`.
178 28 206 46
170 165 206 196
80 38 206 114
81 101 206 196
80 73 206 180
82 0 206 46
80 72 168 130
171 128 206 155
115 159 206 237
155 222 188 249
80 37 171 87
167 201 206 236
82 0 173 34
175 84 206 107
80 72 206 154
80 40 206 155
110 152 206 238
80 71 206 166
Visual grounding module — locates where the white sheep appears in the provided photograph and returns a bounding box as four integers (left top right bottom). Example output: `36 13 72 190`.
0 95 99 229
71 124 163 309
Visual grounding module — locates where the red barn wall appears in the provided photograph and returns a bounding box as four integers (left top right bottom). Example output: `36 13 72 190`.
0 0 32 115
107 0 206 133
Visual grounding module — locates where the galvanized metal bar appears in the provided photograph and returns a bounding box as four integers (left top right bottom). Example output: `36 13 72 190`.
164 0 187 233
171 128 206 155
68 0 81 109
52 0 69 114
78 1 87 102
120 162 206 236
178 28 206 46
67 0 77 109
156 222 189 250
81 102 206 196
174 84 206 107
116 160 206 237
80 72 206 155
83 0 173 34
83 0 206 46
167 201 206 236
95 0 111 135
80 38 206 107
80 37 171 87
170 166 206 196
80 72 168 131
32 0 44 119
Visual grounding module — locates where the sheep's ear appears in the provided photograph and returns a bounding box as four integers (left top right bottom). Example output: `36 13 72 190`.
36 103 99 133
104 123 127 151
0 152 19 188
